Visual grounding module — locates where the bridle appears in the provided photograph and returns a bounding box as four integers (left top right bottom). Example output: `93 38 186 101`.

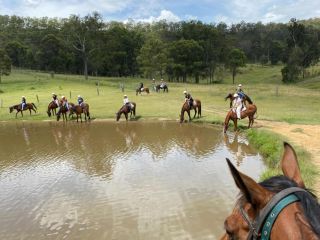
238 187 308 240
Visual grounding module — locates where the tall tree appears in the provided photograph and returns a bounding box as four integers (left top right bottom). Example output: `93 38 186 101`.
227 48 246 84
0 49 11 83
63 12 103 80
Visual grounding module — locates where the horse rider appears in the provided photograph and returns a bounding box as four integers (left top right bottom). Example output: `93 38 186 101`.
21 96 26 110
152 78 156 91
123 95 132 110
232 93 242 120
77 95 84 107
184 90 194 108
236 84 245 99
139 82 144 91
52 93 59 106
160 79 165 88
61 96 69 110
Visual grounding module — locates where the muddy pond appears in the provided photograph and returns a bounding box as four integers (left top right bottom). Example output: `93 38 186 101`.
0 121 264 239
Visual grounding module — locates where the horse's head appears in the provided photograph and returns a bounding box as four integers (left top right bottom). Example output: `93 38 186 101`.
9 106 14 113
224 93 233 101
221 142 320 240
56 114 60 121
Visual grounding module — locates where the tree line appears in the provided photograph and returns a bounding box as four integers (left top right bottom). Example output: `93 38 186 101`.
0 13 319 83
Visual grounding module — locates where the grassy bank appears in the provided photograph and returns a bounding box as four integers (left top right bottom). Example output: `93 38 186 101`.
0 65 320 124
246 129 318 189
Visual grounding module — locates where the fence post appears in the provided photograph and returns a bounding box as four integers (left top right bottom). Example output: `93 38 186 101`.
97 81 100 96
36 95 39 103
69 91 72 99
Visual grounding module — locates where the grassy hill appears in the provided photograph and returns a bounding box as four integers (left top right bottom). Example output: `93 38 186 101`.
0 65 320 124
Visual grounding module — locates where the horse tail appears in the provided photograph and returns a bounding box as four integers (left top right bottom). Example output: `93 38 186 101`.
254 108 258 119
245 95 253 104
32 103 37 109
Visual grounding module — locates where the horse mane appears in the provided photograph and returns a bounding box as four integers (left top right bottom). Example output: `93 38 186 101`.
225 93 233 101
245 95 253 104
239 176 320 236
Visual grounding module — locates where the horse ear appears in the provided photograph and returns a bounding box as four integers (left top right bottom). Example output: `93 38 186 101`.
226 159 271 208
281 142 305 188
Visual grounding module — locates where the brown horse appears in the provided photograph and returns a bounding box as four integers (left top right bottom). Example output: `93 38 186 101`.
47 101 58 117
69 103 91 122
224 104 257 132
9 103 37 118
220 142 320 240
56 102 74 122
116 102 136 121
136 87 150 96
180 99 201 123
225 93 253 108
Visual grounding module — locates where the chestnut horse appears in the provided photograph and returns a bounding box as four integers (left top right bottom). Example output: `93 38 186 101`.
69 103 91 122
9 103 37 118
136 87 150 96
225 93 253 108
224 104 257 132
221 142 320 240
180 99 201 123
47 101 58 117
56 102 75 122
116 102 136 121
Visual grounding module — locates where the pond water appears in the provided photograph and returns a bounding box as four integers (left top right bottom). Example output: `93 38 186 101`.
0 121 264 240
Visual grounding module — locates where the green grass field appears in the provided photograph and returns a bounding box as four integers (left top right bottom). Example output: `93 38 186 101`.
1 65 320 124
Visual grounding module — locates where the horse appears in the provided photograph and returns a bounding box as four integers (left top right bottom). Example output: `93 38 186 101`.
155 84 168 93
56 102 74 122
47 101 58 117
225 93 253 108
224 104 257 132
220 142 320 240
136 87 150 96
180 99 201 123
9 103 37 118
69 103 91 122
116 102 136 121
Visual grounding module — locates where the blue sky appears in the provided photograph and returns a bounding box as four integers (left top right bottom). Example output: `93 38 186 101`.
0 0 319 24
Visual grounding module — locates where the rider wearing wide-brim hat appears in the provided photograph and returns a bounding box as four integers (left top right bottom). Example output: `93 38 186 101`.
232 93 242 120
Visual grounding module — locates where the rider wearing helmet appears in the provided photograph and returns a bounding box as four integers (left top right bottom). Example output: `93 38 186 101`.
52 93 59 106
21 96 26 110
77 95 84 107
236 84 245 99
184 90 193 108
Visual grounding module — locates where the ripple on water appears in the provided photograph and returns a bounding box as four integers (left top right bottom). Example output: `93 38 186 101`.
0 122 264 240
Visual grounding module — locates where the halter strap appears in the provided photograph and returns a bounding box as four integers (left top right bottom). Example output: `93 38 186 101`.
243 187 308 240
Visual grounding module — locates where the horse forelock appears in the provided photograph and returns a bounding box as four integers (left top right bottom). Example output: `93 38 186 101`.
235 175 320 236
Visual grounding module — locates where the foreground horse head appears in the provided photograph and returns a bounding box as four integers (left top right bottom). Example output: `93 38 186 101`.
221 142 320 240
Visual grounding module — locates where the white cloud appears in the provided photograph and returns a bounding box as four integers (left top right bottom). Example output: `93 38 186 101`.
134 9 180 23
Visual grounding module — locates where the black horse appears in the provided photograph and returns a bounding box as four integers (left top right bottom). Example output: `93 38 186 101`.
155 84 168 93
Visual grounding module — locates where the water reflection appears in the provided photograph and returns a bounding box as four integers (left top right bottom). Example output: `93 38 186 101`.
0 122 264 240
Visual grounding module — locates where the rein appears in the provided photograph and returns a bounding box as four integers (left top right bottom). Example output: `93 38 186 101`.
240 187 308 240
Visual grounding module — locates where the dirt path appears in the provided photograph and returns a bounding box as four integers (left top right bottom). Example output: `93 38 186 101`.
255 120 320 196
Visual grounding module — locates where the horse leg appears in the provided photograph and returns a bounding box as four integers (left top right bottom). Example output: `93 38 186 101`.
233 119 238 131
29 109 32 115
80 114 82 123
193 108 197 119
21 111 23 117
125 113 128 121
187 110 191 122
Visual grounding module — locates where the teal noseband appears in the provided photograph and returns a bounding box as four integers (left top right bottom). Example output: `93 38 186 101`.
260 194 299 240
239 187 307 240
